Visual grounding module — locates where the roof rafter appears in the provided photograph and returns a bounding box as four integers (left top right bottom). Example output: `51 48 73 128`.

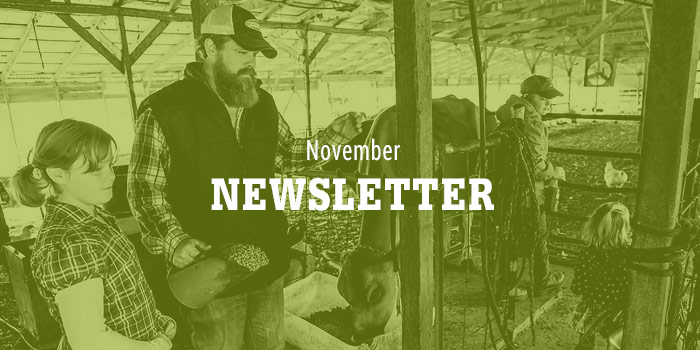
57 14 123 73
0 1 190 22
578 2 637 47
259 3 284 20
1 15 40 81
432 3 589 33
307 33 331 64
142 35 192 81
55 17 106 80
129 0 183 64
267 37 301 58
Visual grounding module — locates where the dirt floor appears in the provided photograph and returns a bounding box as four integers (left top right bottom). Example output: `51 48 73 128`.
0 119 640 350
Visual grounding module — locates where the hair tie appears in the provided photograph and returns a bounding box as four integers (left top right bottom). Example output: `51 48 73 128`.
32 166 43 180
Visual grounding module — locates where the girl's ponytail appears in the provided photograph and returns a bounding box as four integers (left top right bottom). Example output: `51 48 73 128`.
11 164 50 208
9 119 116 208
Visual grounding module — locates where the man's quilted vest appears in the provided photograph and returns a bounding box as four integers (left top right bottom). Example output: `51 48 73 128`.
139 73 288 293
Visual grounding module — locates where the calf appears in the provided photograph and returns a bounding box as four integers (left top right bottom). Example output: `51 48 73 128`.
325 95 498 343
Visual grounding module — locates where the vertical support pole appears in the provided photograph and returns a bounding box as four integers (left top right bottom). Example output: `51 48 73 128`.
624 1 700 349
563 56 575 119
54 83 64 119
326 81 334 113
598 0 607 78
393 0 434 348
191 0 219 60
550 52 555 79
434 148 444 350
642 7 652 49
637 57 648 147
302 26 312 137
100 80 112 130
3 89 22 164
118 15 138 123
483 47 496 108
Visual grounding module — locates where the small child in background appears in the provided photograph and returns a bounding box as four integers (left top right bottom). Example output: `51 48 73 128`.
571 202 632 350
12 119 174 350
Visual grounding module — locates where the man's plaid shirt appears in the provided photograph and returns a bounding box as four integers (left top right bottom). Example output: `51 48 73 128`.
127 104 351 261
31 199 172 349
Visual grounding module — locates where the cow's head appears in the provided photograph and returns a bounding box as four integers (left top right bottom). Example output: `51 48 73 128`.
326 246 400 344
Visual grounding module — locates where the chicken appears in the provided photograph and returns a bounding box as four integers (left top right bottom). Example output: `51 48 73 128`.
604 161 628 188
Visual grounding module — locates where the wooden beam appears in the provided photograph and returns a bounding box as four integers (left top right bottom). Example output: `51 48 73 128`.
0 1 191 22
118 15 138 122
363 13 391 30
577 3 637 47
2 16 37 81
129 21 170 63
259 3 284 20
142 35 191 81
522 49 543 74
624 0 700 349
393 1 434 350
54 18 106 80
57 14 123 73
308 33 331 64
267 37 300 58
295 9 323 23
128 0 182 64
166 0 183 12
328 40 388 74
261 20 591 59
2 89 23 164
641 7 651 49
90 26 122 58
432 3 587 32
302 26 312 136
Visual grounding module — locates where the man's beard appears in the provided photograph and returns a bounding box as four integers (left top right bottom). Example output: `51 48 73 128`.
213 60 259 108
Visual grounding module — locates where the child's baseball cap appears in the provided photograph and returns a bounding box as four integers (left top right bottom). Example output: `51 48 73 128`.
200 4 278 58
520 75 563 99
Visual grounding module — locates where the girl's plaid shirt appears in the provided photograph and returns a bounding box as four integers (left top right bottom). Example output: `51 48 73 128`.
31 199 172 349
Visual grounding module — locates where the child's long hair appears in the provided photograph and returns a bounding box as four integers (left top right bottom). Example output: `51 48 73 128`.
580 202 632 249
11 119 117 207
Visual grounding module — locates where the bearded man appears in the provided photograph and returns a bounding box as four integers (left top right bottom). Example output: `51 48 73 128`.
127 4 363 349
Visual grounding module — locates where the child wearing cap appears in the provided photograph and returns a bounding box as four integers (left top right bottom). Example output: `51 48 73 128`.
496 75 567 295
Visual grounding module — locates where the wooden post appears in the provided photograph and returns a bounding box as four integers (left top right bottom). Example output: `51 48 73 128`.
563 56 575 114
637 57 648 147
624 1 700 349
118 15 138 122
522 49 542 75
597 0 607 80
190 0 218 59
2 89 22 164
483 47 497 107
54 83 64 118
393 0 434 349
302 26 312 137
100 80 112 130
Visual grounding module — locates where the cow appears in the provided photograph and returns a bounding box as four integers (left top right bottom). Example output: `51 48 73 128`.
323 95 499 343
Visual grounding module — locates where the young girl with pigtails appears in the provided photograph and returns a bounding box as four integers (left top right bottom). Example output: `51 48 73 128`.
571 201 633 350
12 119 175 350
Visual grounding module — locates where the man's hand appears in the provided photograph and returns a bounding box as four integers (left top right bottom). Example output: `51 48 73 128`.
553 166 566 181
330 111 365 140
163 318 176 339
511 105 526 120
172 238 211 268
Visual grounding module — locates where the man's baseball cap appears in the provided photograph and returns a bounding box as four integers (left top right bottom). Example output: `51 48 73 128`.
520 75 563 99
200 4 278 59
